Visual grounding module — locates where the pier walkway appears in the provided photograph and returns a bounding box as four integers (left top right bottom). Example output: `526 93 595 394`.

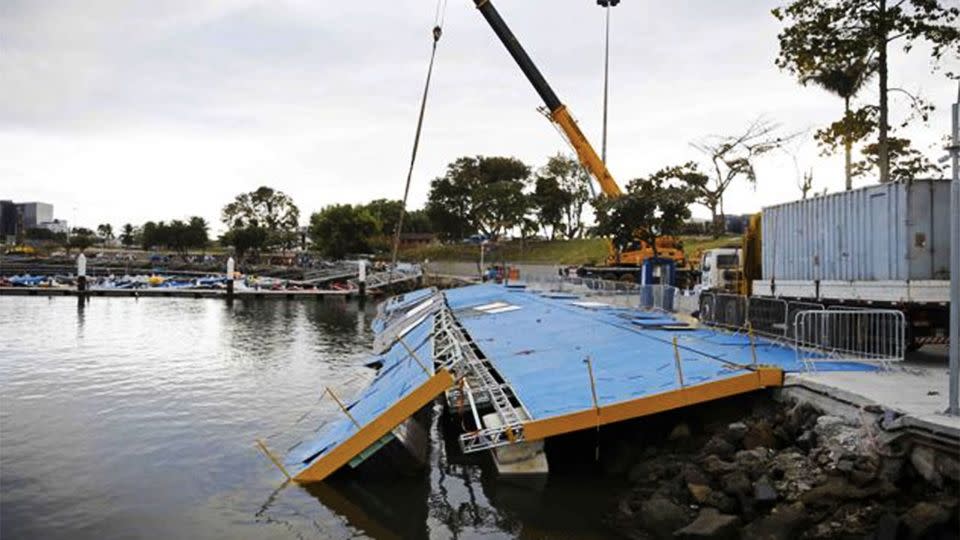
283 283 878 483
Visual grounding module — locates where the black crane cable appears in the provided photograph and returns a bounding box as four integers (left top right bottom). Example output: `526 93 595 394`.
391 0 447 267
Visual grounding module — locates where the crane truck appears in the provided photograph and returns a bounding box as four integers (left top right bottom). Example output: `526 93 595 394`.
471 0 687 283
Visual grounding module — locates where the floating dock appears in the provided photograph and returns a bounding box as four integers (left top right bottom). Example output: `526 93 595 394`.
282 283 878 484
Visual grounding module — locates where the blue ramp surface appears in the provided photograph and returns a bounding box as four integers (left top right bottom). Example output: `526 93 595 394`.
444 284 873 421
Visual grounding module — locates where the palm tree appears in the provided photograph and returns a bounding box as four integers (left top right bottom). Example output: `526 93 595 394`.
120 223 136 247
803 57 876 191
96 223 114 242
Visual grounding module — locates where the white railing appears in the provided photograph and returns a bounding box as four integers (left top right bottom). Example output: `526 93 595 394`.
793 309 907 369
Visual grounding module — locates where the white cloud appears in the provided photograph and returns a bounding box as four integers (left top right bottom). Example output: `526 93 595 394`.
1 0 956 233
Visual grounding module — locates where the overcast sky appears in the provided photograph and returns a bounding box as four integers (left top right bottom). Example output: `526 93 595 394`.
2 0 957 234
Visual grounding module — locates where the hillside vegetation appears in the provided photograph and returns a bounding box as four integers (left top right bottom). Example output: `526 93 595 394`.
401 235 742 265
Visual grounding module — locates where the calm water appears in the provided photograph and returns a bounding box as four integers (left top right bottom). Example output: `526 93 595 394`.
0 296 623 539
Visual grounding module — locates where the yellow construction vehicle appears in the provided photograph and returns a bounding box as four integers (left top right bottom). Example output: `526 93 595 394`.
472 0 686 282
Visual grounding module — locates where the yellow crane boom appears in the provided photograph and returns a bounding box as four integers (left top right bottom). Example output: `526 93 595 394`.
472 0 622 198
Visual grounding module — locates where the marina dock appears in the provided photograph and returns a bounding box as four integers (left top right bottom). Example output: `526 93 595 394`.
279 282 940 484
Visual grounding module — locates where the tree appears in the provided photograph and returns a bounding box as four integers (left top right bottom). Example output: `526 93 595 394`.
403 210 434 234
96 223 114 242
854 136 943 180
532 176 569 239
25 227 66 244
120 224 137 248
773 0 960 184
802 57 877 190
187 217 209 252
592 168 696 258
68 227 96 253
141 221 158 251
425 156 530 240
798 169 815 199
220 226 267 261
363 199 403 239
539 154 592 239
309 204 379 260
221 186 300 248
690 119 792 236
473 178 531 239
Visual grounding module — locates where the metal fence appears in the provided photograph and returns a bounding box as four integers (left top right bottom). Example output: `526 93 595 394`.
786 300 825 339
696 291 906 367
793 309 907 368
746 296 789 339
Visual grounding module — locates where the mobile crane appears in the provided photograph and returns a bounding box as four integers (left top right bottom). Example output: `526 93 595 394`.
472 0 686 282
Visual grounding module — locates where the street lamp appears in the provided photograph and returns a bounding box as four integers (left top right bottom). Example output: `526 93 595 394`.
597 0 620 164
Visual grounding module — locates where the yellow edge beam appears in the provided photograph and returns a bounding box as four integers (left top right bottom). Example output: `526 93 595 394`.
523 367 783 441
294 368 455 484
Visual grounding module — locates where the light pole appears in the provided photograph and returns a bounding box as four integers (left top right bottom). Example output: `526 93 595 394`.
597 0 619 164
948 84 959 416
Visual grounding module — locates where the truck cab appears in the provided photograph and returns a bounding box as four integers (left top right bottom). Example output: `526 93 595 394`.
700 248 741 292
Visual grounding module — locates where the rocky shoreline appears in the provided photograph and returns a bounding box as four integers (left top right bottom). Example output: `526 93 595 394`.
605 397 959 539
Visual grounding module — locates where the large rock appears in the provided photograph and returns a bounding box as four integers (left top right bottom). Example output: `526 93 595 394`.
753 477 778 505
740 502 810 540
720 471 751 495
682 464 709 486
701 454 737 476
702 435 736 459
725 421 748 443
799 476 897 507
686 483 711 504
814 416 860 459
672 508 739 539
743 420 777 450
909 446 942 488
734 448 773 480
639 495 691 539
770 450 822 502
937 453 960 482
795 430 816 452
703 490 737 514
900 502 951 539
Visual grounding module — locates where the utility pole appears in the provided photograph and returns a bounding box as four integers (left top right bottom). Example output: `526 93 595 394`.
597 0 619 164
948 84 959 416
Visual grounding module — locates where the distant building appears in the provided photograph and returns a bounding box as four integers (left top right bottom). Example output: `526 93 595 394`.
0 200 17 244
38 219 69 235
399 232 436 248
16 202 54 229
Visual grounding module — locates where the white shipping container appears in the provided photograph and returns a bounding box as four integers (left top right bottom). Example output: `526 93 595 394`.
761 180 952 283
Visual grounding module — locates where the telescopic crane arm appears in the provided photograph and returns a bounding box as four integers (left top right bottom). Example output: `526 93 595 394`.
473 0 623 197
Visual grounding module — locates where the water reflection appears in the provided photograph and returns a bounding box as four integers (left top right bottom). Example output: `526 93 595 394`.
1 296 623 540
257 402 626 540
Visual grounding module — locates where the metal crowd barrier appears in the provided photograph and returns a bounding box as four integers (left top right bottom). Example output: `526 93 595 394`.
793 309 907 368
695 292 906 368
786 300 825 339
712 293 748 330
746 297 789 339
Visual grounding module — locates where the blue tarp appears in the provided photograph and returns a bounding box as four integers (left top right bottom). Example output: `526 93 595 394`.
285 313 436 475
444 284 874 420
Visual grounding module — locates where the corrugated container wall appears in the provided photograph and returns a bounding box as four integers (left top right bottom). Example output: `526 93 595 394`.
761 180 952 282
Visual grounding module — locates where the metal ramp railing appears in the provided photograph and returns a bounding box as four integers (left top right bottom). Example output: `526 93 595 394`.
431 305 527 453
373 290 445 355
347 266 423 292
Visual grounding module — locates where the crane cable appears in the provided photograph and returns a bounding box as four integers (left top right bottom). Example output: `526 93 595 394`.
391 0 448 267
